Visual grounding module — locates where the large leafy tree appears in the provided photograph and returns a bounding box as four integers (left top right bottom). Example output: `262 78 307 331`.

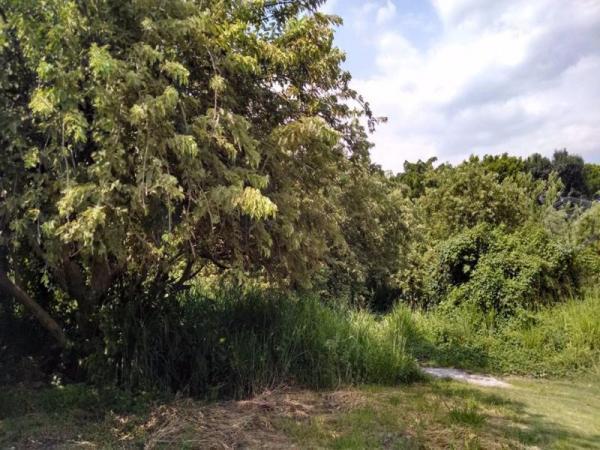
525 153 553 181
0 0 377 346
397 157 439 199
480 153 526 181
321 161 412 309
417 157 537 241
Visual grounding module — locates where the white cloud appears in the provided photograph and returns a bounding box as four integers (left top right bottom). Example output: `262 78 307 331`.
351 0 600 171
376 0 397 25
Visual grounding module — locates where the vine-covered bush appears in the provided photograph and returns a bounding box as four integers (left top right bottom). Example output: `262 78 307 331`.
426 224 579 317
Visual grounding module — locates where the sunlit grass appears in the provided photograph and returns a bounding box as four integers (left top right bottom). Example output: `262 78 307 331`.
281 378 600 449
410 289 600 377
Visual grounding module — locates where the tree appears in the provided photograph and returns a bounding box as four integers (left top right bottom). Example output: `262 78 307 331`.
525 153 552 180
0 0 377 347
480 153 525 181
417 157 536 240
322 162 412 309
551 149 587 195
398 157 438 199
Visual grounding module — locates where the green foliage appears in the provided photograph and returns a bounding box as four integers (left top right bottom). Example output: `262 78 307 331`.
394 159 559 306
0 0 385 360
427 224 579 316
571 204 600 281
523 150 600 199
584 163 600 197
412 289 600 376
0 384 153 419
525 153 553 181
525 150 593 197
551 149 587 195
480 153 526 181
417 157 537 241
397 157 438 199
318 165 412 310
1 0 598 395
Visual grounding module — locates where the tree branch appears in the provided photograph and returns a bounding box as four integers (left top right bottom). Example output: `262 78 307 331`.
0 268 69 348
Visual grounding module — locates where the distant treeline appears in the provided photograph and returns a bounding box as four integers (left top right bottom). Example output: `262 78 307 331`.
399 150 600 201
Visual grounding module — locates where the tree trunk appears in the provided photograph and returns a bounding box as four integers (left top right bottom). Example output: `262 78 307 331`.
0 269 69 348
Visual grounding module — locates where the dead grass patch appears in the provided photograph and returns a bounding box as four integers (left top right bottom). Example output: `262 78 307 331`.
140 388 369 449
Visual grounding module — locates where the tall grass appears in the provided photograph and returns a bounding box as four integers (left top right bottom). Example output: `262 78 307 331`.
91 290 419 398
410 289 600 376
12 284 597 399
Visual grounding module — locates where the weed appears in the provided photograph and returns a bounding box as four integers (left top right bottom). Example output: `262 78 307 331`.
447 401 486 427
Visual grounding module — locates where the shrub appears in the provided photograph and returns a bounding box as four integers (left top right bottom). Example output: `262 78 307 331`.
572 203 600 281
493 290 600 375
426 224 579 317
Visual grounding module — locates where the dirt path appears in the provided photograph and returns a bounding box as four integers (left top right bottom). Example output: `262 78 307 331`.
422 367 511 388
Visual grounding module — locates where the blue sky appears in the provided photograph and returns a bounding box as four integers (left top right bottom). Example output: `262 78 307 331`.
321 0 600 171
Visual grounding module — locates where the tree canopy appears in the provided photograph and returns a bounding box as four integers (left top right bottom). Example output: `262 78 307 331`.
0 0 384 346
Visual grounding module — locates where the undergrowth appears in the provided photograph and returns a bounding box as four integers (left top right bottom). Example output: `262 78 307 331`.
89 290 420 398
410 289 600 376
4 287 598 401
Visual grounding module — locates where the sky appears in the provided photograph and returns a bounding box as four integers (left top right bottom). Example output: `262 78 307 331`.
321 0 600 171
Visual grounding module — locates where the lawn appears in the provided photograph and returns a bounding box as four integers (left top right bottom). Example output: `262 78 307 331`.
281 377 600 449
1 375 598 449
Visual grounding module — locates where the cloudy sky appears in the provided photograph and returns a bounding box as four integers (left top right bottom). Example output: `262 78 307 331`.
321 0 600 172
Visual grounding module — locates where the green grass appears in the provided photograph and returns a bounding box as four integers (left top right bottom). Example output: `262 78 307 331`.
2 289 599 448
280 377 600 449
410 289 600 377
0 384 156 448
90 289 420 398
447 401 486 427
502 377 600 443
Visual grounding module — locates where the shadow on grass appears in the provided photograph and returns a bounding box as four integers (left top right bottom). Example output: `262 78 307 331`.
0 384 156 420
408 325 493 373
0 384 163 448
431 381 600 449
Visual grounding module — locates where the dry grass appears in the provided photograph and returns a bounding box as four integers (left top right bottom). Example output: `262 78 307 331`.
0 387 369 449
139 388 372 449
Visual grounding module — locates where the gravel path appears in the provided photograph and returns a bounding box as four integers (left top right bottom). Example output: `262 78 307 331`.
422 367 511 388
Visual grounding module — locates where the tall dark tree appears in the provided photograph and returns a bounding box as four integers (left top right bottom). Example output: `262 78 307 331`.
551 150 587 196
525 153 553 180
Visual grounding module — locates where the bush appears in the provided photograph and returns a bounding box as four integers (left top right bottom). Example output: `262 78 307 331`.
426 224 579 317
87 290 419 398
572 203 600 280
